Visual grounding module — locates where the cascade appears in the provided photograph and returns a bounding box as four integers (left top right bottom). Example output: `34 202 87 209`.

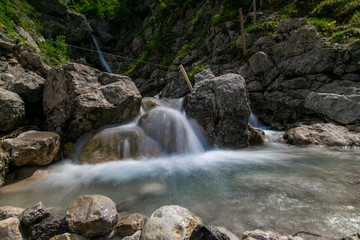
91 34 112 73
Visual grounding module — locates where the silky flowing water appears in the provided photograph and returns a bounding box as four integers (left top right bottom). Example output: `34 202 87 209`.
0 106 359 239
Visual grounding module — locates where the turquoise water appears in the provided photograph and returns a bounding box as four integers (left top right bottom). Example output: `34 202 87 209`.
1 142 359 239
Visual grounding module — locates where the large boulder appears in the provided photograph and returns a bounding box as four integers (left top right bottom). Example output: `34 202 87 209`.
65 195 118 237
304 92 360 125
0 88 25 132
0 217 23 240
284 123 360 147
190 225 230 240
116 213 147 237
141 205 201 240
43 63 142 141
183 73 251 148
1 130 61 167
80 125 163 164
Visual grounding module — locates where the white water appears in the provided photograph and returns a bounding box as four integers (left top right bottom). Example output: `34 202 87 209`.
0 107 359 239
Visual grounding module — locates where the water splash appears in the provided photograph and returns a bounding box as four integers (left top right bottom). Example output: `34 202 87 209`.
91 34 112 73
249 112 270 130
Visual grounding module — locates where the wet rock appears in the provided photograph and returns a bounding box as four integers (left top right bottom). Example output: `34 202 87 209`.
0 206 25 221
1 131 61 167
304 92 360 125
284 123 360 146
0 88 25 132
190 225 230 240
0 152 10 186
80 125 163 164
0 217 23 240
117 213 147 237
43 63 141 141
141 97 182 112
20 202 51 226
31 214 68 240
141 205 201 240
65 195 118 237
242 230 303 240
183 73 251 148
247 126 266 146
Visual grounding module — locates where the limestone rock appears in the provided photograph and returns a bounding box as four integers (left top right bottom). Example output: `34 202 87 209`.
242 230 303 240
20 202 51 226
190 225 230 240
141 205 201 240
304 92 360 125
65 195 118 237
43 63 142 141
1 131 61 167
7 71 45 103
247 126 265 146
284 123 360 147
0 217 23 240
0 206 25 221
0 152 10 186
0 88 25 131
276 18 307 34
141 97 182 112
249 51 274 75
80 125 163 164
183 73 251 148
50 233 88 240
117 213 147 237
194 69 215 86
31 214 68 240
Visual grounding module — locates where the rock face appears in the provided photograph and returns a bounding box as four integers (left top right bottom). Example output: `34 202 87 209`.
284 123 360 147
0 88 25 131
43 63 142 141
0 217 23 240
1 130 61 166
183 73 251 148
31 214 68 240
190 225 230 240
0 152 10 186
65 195 118 237
141 205 201 240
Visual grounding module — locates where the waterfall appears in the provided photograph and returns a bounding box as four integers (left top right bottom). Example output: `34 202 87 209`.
249 112 270 130
91 34 112 73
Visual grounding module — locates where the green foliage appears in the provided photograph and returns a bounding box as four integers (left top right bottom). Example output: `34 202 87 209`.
39 36 69 65
351 11 360 25
223 0 252 11
246 20 279 34
307 18 337 37
188 63 209 80
330 31 346 43
66 0 134 20
312 0 360 23
278 5 298 19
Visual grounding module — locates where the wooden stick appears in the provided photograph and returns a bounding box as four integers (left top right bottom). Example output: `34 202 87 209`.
238 8 247 56
253 0 257 24
179 64 193 92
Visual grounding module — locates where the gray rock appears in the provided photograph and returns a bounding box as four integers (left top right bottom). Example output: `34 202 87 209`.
0 88 25 131
183 73 251 148
43 63 141 141
117 214 147 237
249 51 274 75
0 152 10 186
284 123 360 147
0 217 23 240
247 126 265 146
304 92 360 124
276 18 307 33
141 205 201 240
194 69 215 86
141 97 182 112
0 206 25 221
31 214 68 240
20 202 51 226
1 131 61 167
50 233 88 240
190 225 230 240
123 230 142 240
66 195 118 237
80 125 163 164
7 71 45 103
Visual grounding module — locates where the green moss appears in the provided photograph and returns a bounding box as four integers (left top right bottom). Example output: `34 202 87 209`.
188 63 209 80
39 36 69 65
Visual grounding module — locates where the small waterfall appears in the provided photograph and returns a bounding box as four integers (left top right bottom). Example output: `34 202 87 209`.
79 99 209 163
249 112 270 130
249 112 285 143
91 34 112 73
